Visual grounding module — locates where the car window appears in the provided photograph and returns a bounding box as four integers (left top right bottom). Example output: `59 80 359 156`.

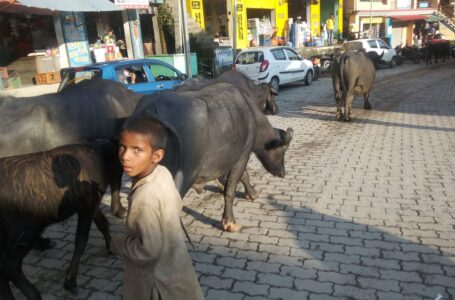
284 48 300 61
147 64 179 81
377 40 389 49
367 40 378 49
116 64 148 85
236 52 263 64
341 42 362 51
58 68 101 91
271 49 286 60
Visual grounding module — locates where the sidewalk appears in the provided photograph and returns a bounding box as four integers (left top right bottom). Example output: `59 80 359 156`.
0 83 59 97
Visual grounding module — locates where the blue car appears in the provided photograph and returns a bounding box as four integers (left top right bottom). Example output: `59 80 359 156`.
58 59 186 94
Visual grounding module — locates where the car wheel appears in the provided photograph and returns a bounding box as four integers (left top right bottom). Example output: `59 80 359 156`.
270 76 279 92
389 57 396 68
304 70 313 86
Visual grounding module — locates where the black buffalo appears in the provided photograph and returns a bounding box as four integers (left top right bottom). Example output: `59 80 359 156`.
422 39 450 65
0 80 140 217
133 82 293 231
331 49 376 121
175 70 279 115
176 70 279 199
0 142 117 299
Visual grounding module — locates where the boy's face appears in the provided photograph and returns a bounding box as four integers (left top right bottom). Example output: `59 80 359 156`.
119 130 164 180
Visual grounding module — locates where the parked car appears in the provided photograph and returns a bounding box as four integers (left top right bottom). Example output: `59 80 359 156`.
234 46 314 92
341 38 398 68
58 58 185 94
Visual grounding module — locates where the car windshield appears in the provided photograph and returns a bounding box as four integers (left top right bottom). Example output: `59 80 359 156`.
341 42 363 51
58 69 101 92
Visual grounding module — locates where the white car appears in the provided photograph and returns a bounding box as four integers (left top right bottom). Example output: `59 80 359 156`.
341 38 398 67
234 46 314 92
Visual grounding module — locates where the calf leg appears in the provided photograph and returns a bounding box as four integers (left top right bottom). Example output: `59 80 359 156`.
363 92 372 110
93 208 111 252
110 164 127 219
64 211 94 293
222 157 249 232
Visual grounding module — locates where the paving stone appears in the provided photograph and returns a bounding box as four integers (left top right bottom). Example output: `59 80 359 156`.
232 281 270 296
294 279 333 294
205 289 245 300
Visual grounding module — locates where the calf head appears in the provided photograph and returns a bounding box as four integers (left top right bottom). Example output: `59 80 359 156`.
256 127 293 178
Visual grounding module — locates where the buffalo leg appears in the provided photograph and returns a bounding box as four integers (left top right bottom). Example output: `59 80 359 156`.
110 164 127 219
64 212 94 293
0 275 14 300
363 92 372 110
332 74 343 121
93 208 111 252
344 91 355 122
240 170 259 200
222 157 249 232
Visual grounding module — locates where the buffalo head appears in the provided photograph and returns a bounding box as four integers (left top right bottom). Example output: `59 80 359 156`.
257 127 293 178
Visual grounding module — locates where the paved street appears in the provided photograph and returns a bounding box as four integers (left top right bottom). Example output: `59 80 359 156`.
9 61 455 300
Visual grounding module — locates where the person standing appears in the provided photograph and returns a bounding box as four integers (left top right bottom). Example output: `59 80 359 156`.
326 14 335 46
111 116 205 300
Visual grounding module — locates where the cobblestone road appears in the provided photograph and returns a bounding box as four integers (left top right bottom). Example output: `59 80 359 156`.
11 61 455 300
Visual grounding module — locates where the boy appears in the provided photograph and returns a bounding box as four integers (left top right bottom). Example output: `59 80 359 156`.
326 14 335 46
110 116 204 300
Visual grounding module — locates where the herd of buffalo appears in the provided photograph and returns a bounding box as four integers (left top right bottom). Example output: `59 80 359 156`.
0 46 450 298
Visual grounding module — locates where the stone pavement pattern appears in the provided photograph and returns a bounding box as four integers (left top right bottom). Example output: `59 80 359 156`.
10 62 455 299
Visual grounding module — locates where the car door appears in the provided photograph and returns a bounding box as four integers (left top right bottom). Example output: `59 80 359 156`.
145 62 183 93
114 63 152 94
284 48 307 81
270 48 290 83
367 39 381 57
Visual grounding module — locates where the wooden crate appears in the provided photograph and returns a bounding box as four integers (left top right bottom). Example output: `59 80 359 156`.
35 72 61 85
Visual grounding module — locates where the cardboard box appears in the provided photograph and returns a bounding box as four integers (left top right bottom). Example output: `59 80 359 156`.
35 72 61 85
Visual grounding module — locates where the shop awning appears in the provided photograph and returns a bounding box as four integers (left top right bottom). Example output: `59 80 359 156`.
114 0 150 9
14 0 123 12
391 15 429 21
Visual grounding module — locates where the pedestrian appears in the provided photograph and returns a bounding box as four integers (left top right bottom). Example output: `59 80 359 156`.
110 116 204 300
326 14 335 46
102 28 116 44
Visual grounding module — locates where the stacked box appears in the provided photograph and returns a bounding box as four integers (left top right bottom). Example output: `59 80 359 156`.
35 72 61 85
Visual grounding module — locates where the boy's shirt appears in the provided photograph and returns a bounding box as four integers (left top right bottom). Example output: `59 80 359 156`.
326 18 335 30
111 165 204 300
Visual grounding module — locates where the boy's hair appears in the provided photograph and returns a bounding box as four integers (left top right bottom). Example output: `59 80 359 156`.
121 116 168 150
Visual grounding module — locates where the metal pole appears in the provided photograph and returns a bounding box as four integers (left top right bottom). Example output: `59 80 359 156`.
180 0 192 78
369 0 373 38
232 0 237 63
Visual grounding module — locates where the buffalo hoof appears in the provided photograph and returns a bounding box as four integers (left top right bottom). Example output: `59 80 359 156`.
113 206 127 219
63 279 78 294
222 219 241 232
336 112 343 121
364 102 372 110
34 237 56 250
246 190 259 200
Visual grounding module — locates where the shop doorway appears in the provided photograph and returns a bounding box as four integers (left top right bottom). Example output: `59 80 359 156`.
246 8 275 47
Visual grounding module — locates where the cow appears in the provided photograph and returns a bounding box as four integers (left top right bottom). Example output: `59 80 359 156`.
331 49 376 121
0 79 140 218
176 70 280 200
132 81 293 232
422 39 451 65
0 141 117 299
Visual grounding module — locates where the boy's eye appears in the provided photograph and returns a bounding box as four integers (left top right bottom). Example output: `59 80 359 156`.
134 147 143 152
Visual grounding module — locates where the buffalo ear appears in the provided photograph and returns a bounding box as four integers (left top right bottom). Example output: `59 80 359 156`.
265 138 281 150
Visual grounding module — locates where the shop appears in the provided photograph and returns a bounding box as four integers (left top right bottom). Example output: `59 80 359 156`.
203 0 287 50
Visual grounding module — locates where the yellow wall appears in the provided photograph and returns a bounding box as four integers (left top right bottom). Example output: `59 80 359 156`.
187 0 205 29
234 0 288 49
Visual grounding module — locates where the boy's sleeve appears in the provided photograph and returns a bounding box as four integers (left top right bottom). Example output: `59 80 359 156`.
110 199 163 265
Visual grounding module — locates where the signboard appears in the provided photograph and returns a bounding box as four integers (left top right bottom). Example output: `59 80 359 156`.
114 0 151 9
396 0 412 9
191 1 200 9
60 12 91 67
